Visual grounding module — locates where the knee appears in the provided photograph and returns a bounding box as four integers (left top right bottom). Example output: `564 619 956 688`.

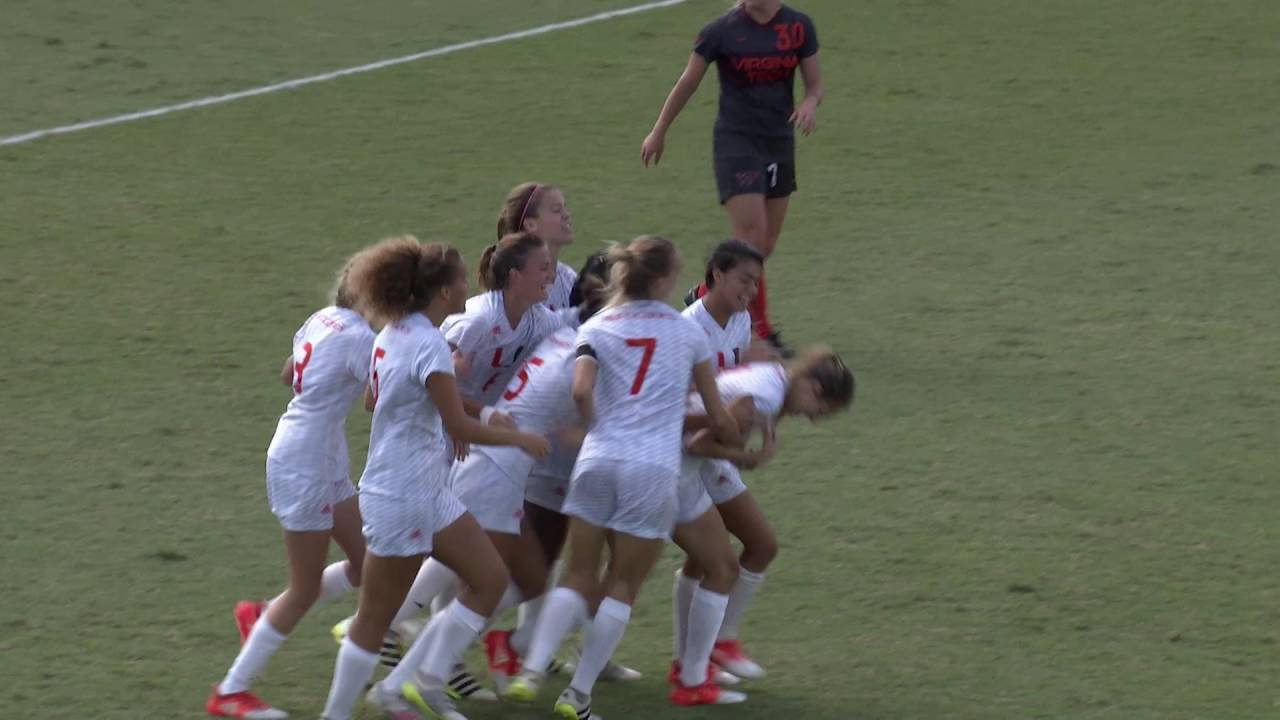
682 555 705 581
471 563 510 607
703 552 740 594
741 530 778 572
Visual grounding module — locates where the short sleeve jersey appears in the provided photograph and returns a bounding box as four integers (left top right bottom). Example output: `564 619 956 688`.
576 301 712 473
442 290 572 406
546 261 579 312
682 298 752 372
688 361 789 432
267 306 375 468
359 313 455 500
693 4 819 138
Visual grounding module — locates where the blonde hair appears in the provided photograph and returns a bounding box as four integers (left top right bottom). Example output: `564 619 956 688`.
605 235 679 302
344 235 464 323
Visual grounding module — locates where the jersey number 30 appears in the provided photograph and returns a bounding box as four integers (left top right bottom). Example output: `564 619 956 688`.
625 338 657 395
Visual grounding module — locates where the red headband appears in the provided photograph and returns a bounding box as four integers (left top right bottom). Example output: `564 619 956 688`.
516 184 542 230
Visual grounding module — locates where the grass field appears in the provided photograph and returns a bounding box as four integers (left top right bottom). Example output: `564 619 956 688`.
2 0 1278 718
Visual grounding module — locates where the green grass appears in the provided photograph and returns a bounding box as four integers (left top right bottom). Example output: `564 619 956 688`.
2 0 1278 718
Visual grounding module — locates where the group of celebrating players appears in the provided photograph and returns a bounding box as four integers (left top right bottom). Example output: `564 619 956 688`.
205 3 849 719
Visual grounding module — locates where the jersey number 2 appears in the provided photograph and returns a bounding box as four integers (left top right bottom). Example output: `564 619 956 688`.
625 338 657 395
293 342 314 394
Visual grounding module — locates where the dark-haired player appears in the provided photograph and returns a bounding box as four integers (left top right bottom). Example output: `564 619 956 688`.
642 0 823 356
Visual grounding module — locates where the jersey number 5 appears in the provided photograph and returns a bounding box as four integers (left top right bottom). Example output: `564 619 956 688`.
625 338 657 395
293 342 314 394
503 357 544 402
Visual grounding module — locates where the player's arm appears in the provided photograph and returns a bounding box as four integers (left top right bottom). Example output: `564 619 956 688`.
279 355 293 386
692 360 742 448
687 427 775 470
363 385 375 412
791 54 823 135
641 53 711 166
426 372 548 458
571 349 599 425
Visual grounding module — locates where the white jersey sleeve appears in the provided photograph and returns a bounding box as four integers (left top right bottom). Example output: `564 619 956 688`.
689 362 789 428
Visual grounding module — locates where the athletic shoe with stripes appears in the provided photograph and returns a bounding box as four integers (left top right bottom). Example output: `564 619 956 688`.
445 665 496 702
561 648 641 682
399 679 467 720
206 688 288 719
234 601 266 644
553 686 600 720
501 668 543 703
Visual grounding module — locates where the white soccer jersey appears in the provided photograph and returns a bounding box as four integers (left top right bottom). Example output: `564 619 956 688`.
688 361 789 431
359 313 455 501
267 306 375 474
576 300 712 474
469 326 579 478
681 298 752 371
546 261 579 312
442 290 572 406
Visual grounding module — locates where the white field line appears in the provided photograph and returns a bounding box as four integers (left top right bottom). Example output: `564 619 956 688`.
0 0 687 147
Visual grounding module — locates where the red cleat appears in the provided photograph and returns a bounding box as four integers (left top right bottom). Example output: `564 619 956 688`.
711 639 766 679
206 688 288 719
669 679 746 706
234 601 267 645
484 629 522 690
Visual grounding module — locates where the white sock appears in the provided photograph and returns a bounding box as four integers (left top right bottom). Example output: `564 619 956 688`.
718 567 765 640
321 638 380 720
523 587 587 673
420 600 487 680
569 597 632 695
679 588 729 687
511 593 545 656
672 570 699 659
392 559 458 625
430 580 458 615
218 618 287 694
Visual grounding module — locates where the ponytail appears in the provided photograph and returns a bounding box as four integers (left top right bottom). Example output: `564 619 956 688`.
479 232 546 291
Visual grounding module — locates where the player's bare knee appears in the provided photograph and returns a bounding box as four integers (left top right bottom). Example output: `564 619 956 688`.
702 550 739 594
741 530 778 572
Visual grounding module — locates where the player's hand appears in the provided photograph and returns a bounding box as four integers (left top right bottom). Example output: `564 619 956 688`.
641 131 666 166
453 440 471 462
790 98 819 136
517 433 551 460
487 409 516 429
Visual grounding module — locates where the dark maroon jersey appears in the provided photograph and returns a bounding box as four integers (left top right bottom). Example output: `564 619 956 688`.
694 4 819 139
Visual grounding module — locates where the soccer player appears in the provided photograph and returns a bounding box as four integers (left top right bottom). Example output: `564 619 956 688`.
317 236 548 720
641 0 823 353
206 262 373 720
503 235 742 720
495 182 578 311
680 347 855 682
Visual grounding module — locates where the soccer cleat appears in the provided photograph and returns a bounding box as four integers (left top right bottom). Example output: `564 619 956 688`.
365 682 433 720
399 680 467 720
764 332 794 359
501 668 544 703
670 679 747 706
234 601 267 644
482 630 520 693
446 665 496 702
562 648 641 682
710 639 766 680
206 688 288 719
553 687 599 720
668 660 736 687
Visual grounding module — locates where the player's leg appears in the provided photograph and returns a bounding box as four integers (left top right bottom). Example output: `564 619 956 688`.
671 508 746 705
710 489 777 679
390 511 508 719
320 551 422 720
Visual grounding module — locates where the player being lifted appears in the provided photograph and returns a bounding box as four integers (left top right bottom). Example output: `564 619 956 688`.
642 0 823 355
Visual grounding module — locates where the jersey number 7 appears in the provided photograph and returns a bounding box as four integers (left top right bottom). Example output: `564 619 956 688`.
293 342 314 394
370 347 387 404
625 338 657 395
